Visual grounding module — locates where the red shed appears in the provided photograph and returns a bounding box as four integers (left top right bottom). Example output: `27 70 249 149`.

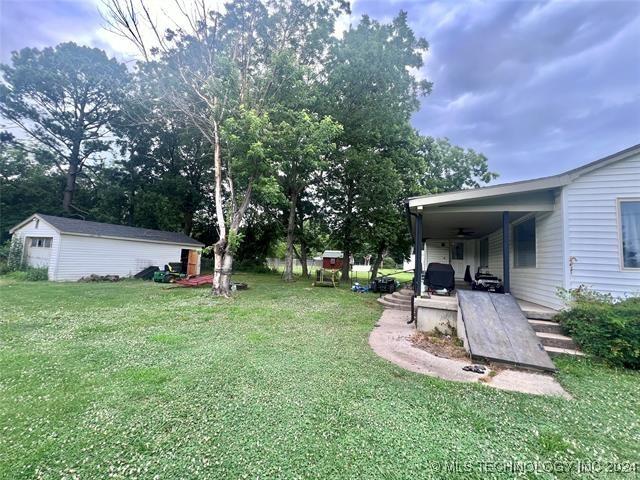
322 250 344 270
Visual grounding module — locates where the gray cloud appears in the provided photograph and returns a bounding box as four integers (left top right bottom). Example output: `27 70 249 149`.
356 0 640 181
2 0 639 181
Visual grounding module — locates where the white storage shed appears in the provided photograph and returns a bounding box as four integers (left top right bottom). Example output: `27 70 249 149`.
9 214 204 281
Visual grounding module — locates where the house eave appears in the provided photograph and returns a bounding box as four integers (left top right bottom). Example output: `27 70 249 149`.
408 176 567 209
408 143 640 210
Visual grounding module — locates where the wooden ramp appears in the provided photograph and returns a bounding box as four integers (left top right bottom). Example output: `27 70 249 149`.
457 291 556 372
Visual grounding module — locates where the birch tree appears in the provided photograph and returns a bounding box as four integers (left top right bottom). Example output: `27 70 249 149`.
103 0 347 295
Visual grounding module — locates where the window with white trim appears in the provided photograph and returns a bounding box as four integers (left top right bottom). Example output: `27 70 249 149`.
513 218 536 268
620 200 640 269
30 237 52 248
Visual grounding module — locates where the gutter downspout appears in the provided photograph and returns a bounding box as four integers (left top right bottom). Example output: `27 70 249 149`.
405 203 423 325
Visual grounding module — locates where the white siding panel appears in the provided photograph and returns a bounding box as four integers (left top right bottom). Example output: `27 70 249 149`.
484 191 565 310
565 151 640 297
54 234 195 281
425 240 450 265
11 218 61 280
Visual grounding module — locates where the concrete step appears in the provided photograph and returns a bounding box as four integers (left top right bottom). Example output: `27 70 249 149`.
521 306 557 321
528 319 564 335
395 289 414 298
536 331 577 350
389 291 413 303
545 345 585 357
381 295 411 307
377 297 411 311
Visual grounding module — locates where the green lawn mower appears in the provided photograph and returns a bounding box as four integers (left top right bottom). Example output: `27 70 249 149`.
153 263 186 283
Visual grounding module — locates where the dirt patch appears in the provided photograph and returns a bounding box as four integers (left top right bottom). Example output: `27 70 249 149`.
410 331 469 360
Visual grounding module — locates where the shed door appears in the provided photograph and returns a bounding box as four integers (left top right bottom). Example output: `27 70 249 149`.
187 250 199 276
25 237 52 267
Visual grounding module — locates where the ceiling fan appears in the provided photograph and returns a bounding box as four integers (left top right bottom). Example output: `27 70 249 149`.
454 227 474 238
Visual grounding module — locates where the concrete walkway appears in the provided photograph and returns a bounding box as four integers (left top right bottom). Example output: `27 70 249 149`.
369 308 571 398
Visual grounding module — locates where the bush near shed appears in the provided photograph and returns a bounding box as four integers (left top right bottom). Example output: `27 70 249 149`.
557 291 640 369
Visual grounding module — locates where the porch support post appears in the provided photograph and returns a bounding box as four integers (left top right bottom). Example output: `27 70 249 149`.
414 213 423 296
502 210 510 294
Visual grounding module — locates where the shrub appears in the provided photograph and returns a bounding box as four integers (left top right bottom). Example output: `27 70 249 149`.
556 293 640 369
6 237 24 272
382 256 397 269
5 267 49 281
24 267 49 281
0 240 11 262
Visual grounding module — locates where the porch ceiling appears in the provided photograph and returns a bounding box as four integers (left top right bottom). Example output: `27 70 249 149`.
415 210 528 239
408 189 556 239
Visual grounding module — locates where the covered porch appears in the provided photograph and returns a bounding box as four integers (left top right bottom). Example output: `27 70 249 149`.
405 183 564 372
406 182 563 310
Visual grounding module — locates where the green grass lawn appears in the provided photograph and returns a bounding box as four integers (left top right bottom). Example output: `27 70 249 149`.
1 274 638 479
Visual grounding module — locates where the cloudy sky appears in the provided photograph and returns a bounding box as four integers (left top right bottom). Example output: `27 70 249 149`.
1 0 639 182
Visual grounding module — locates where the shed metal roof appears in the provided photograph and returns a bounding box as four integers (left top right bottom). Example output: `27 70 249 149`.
11 214 204 247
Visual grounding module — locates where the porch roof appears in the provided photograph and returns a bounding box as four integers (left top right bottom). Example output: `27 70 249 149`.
408 142 640 210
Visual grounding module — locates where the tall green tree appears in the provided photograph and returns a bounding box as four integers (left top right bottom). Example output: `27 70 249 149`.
271 110 341 281
0 42 129 212
322 12 431 280
412 136 497 195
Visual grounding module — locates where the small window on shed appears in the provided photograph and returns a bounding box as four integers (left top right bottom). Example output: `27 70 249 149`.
514 218 536 268
31 238 37 247
44 238 52 248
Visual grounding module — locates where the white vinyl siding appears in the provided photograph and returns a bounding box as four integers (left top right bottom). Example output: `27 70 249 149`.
53 234 197 281
485 190 565 310
425 240 450 265
565 151 640 297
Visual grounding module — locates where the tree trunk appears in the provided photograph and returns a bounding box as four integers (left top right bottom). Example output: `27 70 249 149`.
340 249 350 282
370 246 384 280
212 239 234 296
210 123 232 296
283 190 298 282
296 202 308 277
299 238 308 278
340 184 354 282
183 210 194 236
63 136 82 212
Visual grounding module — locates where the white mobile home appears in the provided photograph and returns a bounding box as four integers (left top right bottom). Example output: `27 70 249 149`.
407 144 640 310
10 214 204 281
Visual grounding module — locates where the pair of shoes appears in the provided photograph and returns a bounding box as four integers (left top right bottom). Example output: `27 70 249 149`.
463 364 486 374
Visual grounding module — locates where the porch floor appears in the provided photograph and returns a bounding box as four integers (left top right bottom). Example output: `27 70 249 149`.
418 290 559 321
